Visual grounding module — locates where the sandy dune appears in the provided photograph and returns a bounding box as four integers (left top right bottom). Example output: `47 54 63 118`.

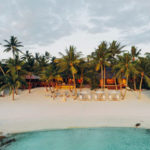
0 88 150 134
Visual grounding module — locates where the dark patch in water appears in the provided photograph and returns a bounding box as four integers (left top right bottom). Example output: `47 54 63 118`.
0 136 16 148
145 129 150 134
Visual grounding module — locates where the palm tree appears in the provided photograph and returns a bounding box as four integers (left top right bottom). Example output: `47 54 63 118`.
22 55 35 93
136 57 150 99
3 36 23 58
113 53 138 99
40 63 62 92
0 63 26 100
77 59 89 90
130 46 141 90
37 55 49 72
40 66 52 92
21 50 33 61
131 46 141 62
44 51 51 62
57 46 81 94
91 41 110 89
33 52 50 75
109 41 125 60
6 56 26 94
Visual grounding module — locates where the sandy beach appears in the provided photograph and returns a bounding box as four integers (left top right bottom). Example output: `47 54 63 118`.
0 88 150 134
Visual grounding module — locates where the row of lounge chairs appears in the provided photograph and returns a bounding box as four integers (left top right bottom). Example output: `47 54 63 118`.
47 88 121 101
78 90 120 101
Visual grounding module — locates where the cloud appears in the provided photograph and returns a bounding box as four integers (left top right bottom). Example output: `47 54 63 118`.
0 0 84 45
0 0 150 58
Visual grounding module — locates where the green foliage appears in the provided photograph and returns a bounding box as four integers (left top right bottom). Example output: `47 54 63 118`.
57 45 81 77
0 59 26 99
1 36 150 96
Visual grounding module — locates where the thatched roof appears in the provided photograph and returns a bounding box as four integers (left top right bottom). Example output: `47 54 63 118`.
25 75 40 80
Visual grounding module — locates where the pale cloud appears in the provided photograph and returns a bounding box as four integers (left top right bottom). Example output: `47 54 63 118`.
0 0 150 59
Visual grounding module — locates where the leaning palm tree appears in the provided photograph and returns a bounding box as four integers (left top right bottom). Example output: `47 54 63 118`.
3 36 23 58
136 57 150 99
57 46 81 94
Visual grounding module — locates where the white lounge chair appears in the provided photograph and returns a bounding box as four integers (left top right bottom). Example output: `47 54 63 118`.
87 94 92 100
94 93 106 101
0 91 4 97
108 91 120 101
79 95 83 100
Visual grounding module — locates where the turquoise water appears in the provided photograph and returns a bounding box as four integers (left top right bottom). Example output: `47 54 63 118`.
3 127 150 150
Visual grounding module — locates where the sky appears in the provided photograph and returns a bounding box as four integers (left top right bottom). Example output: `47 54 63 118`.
0 0 150 59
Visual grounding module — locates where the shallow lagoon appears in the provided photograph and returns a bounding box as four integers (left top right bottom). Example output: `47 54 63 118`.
3 127 150 150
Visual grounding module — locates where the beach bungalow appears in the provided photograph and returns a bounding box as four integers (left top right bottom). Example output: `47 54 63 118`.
99 67 126 89
25 75 41 88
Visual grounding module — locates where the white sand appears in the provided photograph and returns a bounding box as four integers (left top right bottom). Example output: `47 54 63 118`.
0 88 150 134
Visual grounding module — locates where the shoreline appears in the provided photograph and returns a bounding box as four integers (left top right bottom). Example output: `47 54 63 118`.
1 115 150 134
0 88 150 134
4 126 150 135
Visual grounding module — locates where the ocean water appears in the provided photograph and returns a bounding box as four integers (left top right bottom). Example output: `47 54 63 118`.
3 127 150 150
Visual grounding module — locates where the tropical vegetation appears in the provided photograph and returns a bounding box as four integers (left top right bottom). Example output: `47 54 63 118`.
0 36 150 100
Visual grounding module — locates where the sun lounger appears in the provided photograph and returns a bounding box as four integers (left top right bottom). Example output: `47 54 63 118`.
94 94 106 101
79 91 90 101
87 94 92 100
0 91 4 97
94 91 106 101
79 95 83 100
108 91 120 101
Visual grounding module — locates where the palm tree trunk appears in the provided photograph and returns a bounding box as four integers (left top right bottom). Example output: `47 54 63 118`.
12 88 15 100
46 84 48 92
80 71 83 91
28 82 30 93
45 81 48 92
133 75 136 91
28 75 32 93
115 77 117 90
139 73 144 99
80 78 83 91
120 78 123 98
132 57 136 91
100 65 103 89
123 75 129 100
104 65 106 90
72 73 77 95
15 88 18 95
80 80 83 91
